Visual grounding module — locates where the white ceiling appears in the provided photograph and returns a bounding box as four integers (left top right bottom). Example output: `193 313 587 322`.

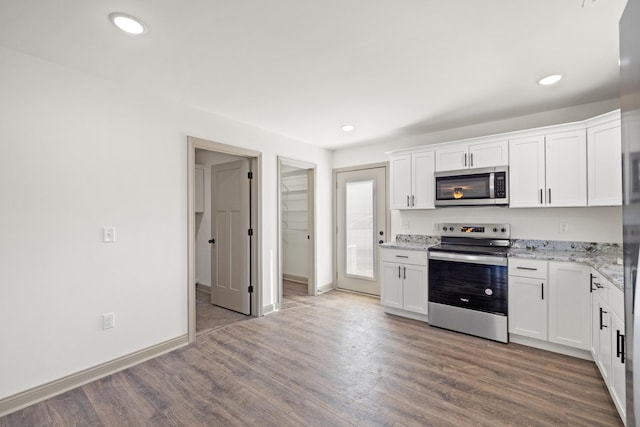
0 0 627 149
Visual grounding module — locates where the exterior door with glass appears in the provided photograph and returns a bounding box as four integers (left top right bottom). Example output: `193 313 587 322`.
336 166 387 295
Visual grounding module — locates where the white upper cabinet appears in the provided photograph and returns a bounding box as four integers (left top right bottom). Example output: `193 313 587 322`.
509 129 587 208
587 112 622 206
390 151 435 210
545 130 588 207
435 139 508 171
509 135 546 208
468 139 509 169
390 154 412 209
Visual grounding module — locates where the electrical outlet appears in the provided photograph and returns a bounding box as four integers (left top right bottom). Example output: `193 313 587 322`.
559 222 569 233
402 220 410 229
103 312 115 329
103 227 116 243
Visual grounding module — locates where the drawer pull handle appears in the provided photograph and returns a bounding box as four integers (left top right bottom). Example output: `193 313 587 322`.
516 267 537 271
395 255 409 258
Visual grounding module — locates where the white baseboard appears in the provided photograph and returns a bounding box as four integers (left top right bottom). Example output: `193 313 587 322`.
283 274 308 284
195 282 211 293
509 334 593 361
262 303 277 315
317 282 335 294
0 335 189 417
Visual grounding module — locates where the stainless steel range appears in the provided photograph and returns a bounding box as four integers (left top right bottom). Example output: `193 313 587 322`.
428 223 510 343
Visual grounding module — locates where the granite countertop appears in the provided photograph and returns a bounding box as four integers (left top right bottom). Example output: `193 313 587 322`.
380 235 624 291
508 248 623 290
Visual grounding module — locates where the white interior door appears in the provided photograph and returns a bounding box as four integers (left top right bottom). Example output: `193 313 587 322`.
211 159 251 314
336 166 387 295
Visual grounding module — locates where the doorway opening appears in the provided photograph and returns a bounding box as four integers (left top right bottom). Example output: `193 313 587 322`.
278 157 316 310
334 163 389 296
188 137 261 343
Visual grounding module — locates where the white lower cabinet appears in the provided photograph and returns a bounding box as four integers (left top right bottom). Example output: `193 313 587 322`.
610 311 626 421
508 259 548 340
509 260 590 351
591 274 626 423
548 262 591 350
380 248 428 318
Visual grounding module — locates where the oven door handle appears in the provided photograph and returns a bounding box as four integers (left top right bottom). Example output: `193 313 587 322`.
428 251 508 266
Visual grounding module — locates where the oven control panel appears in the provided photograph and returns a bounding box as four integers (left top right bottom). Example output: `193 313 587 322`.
438 223 510 238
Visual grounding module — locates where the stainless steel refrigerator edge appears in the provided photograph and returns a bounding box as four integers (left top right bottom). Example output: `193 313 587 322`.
622 0 640 424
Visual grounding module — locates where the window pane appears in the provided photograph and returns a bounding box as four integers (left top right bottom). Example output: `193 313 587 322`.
345 179 374 278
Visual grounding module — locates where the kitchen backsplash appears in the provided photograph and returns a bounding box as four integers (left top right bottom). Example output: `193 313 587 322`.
510 239 622 254
395 234 440 246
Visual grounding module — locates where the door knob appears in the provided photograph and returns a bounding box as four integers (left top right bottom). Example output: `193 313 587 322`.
378 240 384 244
208 238 215 244
379 231 384 235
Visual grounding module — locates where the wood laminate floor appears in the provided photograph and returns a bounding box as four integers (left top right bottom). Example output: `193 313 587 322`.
1 289 623 426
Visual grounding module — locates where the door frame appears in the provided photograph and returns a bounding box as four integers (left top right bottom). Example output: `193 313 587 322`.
277 157 317 307
333 162 390 293
188 136 262 343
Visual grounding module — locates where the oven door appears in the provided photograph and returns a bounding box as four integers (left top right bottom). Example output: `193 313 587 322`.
428 252 508 315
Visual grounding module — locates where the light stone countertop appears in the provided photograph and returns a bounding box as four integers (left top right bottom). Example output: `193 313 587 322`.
379 238 624 291
508 248 623 291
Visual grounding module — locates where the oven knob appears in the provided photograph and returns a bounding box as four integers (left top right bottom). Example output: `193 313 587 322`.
442 226 447 231
493 227 498 232
449 227 454 231
501 228 507 233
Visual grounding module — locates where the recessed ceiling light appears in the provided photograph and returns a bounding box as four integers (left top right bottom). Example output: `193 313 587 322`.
341 125 355 132
109 12 147 35
537 74 563 86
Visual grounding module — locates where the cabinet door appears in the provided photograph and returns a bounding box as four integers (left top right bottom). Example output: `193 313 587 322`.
548 262 591 350
595 297 612 383
508 276 547 340
545 130 587 207
390 155 412 209
435 144 467 171
508 135 546 208
587 121 622 206
402 264 428 315
380 262 403 309
468 139 508 168
412 151 435 209
610 312 626 420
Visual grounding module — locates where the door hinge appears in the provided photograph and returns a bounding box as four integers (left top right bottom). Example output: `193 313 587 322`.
248 228 253 236
248 285 254 293
248 171 253 179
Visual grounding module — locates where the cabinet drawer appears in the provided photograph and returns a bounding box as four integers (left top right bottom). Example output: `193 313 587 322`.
508 259 548 279
591 270 609 304
380 248 428 266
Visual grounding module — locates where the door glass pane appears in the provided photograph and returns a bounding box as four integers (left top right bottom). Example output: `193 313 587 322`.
345 179 375 278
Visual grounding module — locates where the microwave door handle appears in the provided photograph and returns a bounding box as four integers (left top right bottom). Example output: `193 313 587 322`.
489 172 495 199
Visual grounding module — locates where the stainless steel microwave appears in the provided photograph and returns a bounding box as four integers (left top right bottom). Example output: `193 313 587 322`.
434 166 509 206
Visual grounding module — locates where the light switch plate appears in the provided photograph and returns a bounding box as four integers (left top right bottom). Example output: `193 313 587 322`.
103 227 115 243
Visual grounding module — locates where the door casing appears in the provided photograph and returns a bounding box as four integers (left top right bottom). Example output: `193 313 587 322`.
333 162 390 294
277 157 317 307
187 136 261 343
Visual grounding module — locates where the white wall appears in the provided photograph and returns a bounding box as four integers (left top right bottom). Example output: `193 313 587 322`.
0 46 333 400
333 100 623 244
194 150 245 287
392 206 622 243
